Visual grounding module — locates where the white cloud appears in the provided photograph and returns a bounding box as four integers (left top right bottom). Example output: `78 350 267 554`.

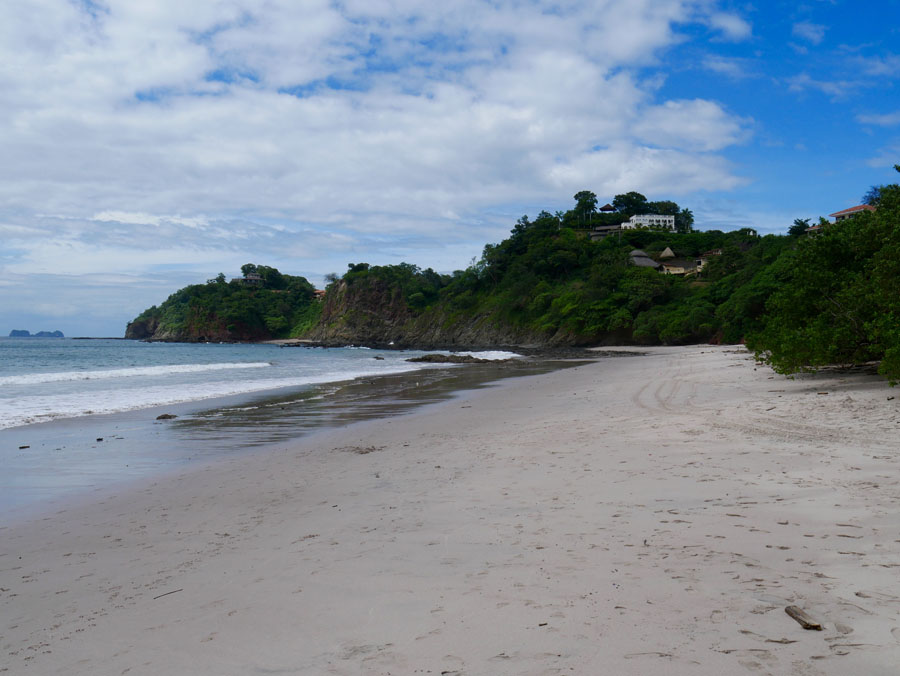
0 0 756 333
702 55 755 78
705 12 752 41
857 111 900 127
633 99 751 151
856 53 900 78
546 143 746 195
786 72 865 99
91 211 210 228
792 22 826 45
866 142 900 168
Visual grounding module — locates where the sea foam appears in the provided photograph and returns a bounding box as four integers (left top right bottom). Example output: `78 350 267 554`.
0 362 430 430
0 362 272 386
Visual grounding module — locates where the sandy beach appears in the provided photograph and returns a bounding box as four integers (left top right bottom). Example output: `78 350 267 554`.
3 344 900 675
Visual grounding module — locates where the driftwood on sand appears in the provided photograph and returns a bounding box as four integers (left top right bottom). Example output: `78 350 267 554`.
785 605 822 630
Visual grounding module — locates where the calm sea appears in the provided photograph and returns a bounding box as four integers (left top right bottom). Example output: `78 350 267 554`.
0 338 528 519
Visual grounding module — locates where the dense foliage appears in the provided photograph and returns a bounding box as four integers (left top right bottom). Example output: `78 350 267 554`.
341 262 451 311
318 179 900 381
422 209 785 345
133 177 900 382
133 265 318 339
312 192 786 346
747 168 900 382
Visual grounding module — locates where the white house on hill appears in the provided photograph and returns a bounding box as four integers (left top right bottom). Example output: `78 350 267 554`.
621 214 676 231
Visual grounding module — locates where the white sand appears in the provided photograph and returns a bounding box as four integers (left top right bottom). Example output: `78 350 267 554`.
3 345 900 675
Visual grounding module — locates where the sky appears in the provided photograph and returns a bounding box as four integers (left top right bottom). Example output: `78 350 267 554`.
1 0 899 337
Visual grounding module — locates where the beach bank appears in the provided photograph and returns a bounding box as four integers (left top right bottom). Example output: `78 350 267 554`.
2 344 900 675
0 345 561 518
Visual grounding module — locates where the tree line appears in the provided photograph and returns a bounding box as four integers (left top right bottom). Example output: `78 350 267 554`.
129 172 900 383
323 176 900 382
132 265 319 340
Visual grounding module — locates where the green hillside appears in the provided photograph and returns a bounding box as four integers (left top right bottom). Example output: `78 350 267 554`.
126 172 900 383
126 264 319 342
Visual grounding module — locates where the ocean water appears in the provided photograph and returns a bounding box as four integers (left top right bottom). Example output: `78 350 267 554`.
0 338 528 517
0 338 519 430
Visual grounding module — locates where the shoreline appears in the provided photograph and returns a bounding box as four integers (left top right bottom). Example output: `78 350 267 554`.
3 345 900 674
0 353 593 525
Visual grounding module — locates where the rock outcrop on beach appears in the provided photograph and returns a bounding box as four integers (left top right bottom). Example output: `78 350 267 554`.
406 353 510 364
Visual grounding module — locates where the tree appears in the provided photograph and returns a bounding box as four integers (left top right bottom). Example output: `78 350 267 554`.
512 214 531 236
788 218 811 237
612 191 649 216
256 265 286 289
573 191 598 226
241 263 257 276
733 227 759 240
648 200 679 215
863 185 884 206
748 167 900 381
676 208 694 234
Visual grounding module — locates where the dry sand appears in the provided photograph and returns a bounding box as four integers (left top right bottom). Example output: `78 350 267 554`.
3 344 900 675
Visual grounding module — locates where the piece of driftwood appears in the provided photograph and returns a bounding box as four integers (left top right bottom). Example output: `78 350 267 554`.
153 588 183 600
785 605 822 630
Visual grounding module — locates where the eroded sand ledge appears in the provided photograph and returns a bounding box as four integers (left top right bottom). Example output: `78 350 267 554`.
3 345 900 675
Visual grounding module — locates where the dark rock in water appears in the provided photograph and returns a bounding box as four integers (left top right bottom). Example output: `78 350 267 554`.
407 353 504 364
19 445 30 450
156 413 178 420
96 438 104 442
373 355 385 360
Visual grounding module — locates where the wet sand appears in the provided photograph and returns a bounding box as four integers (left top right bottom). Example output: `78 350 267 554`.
0 357 585 520
2 345 900 675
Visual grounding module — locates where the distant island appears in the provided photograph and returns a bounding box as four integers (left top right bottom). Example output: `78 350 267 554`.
8 330 65 338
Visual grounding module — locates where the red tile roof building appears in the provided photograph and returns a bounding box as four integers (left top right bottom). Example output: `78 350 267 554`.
828 204 876 222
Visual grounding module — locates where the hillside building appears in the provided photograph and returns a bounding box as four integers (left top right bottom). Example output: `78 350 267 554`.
621 214 676 231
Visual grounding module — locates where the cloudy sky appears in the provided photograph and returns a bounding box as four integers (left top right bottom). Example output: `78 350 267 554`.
2 0 899 336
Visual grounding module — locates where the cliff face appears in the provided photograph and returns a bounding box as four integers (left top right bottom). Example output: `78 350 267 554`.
124 312 272 342
124 316 160 340
301 278 600 348
301 278 416 345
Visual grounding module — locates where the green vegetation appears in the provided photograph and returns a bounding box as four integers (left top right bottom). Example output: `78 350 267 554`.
747 166 900 382
307 191 785 347
422 208 784 346
563 189 694 232
318 179 900 381
131 265 317 340
131 175 900 383
341 262 450 311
